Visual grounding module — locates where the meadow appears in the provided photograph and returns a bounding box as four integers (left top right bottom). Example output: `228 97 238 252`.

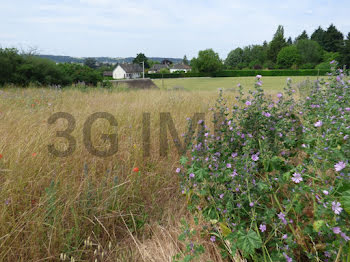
0 73 348 261
152 76 318 91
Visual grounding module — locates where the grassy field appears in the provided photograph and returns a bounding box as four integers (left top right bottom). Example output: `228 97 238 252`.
0 76 315 261
153 76 319 91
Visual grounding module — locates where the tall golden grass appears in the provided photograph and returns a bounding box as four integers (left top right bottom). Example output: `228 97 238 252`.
0 87 251 261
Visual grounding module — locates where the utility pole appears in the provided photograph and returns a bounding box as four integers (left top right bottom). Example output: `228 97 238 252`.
140 61 145 79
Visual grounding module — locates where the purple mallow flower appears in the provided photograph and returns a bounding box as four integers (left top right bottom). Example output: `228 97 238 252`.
332 201 343 215
189 173 195 179
245 101 252 106
314 120 323 127
291 172 303 184
176 168 181 173
251 154 259 161
210 236 216 242
259 224 266 232
334 161 346 172
333 227 341 234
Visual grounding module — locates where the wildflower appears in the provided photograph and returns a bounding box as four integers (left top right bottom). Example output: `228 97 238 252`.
330 60 335 64
256 81 262 87
32 153 37 157
210 236 216 242
314 120 323 127
282 234 288 240
231 152 238 158
237 83 241 87
278 212 286 220
256 75 262 79
287 77 291 82
219 194 224 199
189 173 195 178
277 93 283 98
226 163 232 169
175 168 181 173
345 107 350 111
133 167 139 172
231 170 238 177
332 227 341 234
0 153 3 159
283 253 293 262
249 202 254 207
323 190 329 195
259 224 266 232
291 173 303 183
245 101 252 106
251 154 259 161
332 201 343 215
341 233 350 241
334 161 346 172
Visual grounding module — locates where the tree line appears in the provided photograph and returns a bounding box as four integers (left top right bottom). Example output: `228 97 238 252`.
191 24 350 72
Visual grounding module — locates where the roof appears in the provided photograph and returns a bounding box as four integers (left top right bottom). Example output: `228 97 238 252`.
150 64 168 71
171 64 192 70
103 71 113 76
119 64 143 73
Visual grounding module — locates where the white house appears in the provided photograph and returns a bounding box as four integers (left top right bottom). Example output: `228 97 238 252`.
170 64 192 73
148 64 169 74
113 64 143 79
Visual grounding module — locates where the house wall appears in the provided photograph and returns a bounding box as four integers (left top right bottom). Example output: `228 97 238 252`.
113 66 126 79
170 69 190 73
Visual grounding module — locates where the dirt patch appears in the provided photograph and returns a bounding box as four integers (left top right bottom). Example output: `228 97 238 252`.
110 79 159 89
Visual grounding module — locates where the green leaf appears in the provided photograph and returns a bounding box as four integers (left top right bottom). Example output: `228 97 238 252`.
340 190 350 215
180 156 188 165
313 220 325 232
236 230 262 256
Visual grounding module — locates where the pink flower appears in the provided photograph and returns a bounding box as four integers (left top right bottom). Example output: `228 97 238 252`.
345 108 350 111
245 101 252 106
333 227 341 234
176 168 181 173
256 75 262 79
291 173 303 183
259 224 266 232
277 93 283 98
251 154 259 161
189 173 195 178
332 201 343 215
334 161 346 172
323 190 329 195
314 120 323 127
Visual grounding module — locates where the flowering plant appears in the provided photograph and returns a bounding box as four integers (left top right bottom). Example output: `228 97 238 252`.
178 64 350 261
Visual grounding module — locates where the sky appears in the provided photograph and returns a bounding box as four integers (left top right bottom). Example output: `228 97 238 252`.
1 0 349 59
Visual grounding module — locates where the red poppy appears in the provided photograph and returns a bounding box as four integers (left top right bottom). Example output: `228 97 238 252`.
0 154 3 159
32 153 37 157
133 167 139 172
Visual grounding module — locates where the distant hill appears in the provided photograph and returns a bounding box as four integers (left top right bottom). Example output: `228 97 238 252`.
38 55 183 64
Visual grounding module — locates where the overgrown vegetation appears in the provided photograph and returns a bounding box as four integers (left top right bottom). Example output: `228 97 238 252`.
179 63 350 261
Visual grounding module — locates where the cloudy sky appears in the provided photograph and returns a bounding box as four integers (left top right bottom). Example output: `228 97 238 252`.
1 0 349 59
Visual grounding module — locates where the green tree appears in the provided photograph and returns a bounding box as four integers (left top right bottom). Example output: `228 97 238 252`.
287 37 293 45
133 53 150 68
341 32 350 67
183 55 189 65
296 39 323 67
295 30 309 42
323 24 344 52
267 25 287 63
84 58 97 69
277 45 300 69
311 26 326 49
191 49 222 73
225 48 244 69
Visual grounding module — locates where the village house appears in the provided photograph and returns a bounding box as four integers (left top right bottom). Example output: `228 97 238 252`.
170 64 192 73
148 64 169 73
112 64 143 79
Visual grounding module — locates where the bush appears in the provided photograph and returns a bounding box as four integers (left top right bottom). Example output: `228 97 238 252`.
277 46 300 69
178 65 350 261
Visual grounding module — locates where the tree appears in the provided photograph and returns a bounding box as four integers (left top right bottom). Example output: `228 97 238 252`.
267 25 287 63
296 39 323 67
183 55 189 65
225 48 244 69
295 30 309 42
323 24 344 52
84 58 97 69
341 32 350 67
277 45 300 69
311 26 326 49
133 53 150 68
287 37 293 45
191 49 222 73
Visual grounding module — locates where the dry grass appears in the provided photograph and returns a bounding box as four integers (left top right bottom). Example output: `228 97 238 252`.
0 87 249 261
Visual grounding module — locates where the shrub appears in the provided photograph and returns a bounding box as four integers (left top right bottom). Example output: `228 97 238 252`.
277 46 301 69
178 63 350 261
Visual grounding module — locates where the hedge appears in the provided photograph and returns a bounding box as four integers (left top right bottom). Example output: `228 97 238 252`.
145 69 329 79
